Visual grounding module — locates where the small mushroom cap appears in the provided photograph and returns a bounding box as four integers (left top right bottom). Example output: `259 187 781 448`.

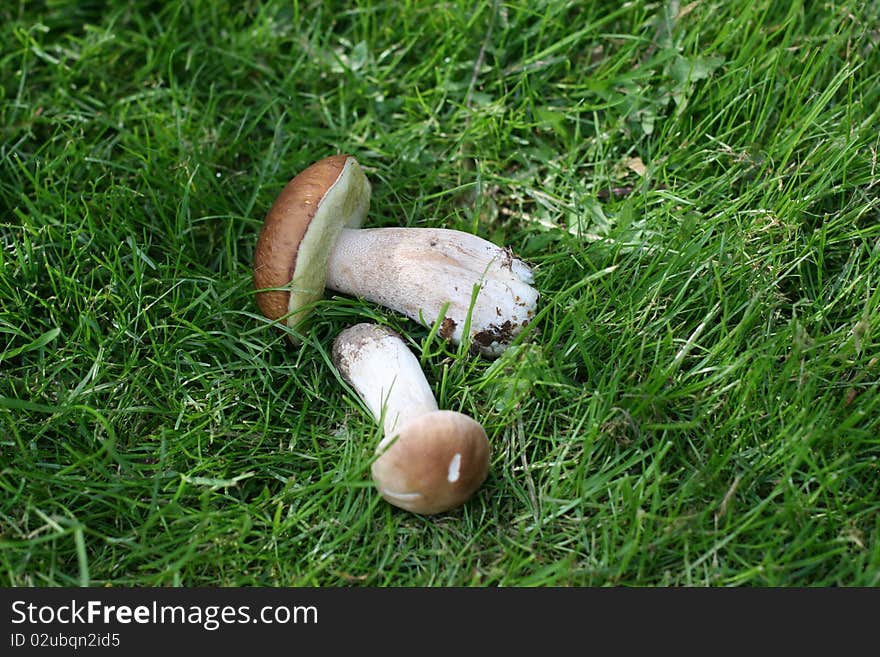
252 155 370 335
371 410 490 515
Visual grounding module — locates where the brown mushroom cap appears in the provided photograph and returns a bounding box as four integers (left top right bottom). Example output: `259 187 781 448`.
252 154 370 335
371 410 490 515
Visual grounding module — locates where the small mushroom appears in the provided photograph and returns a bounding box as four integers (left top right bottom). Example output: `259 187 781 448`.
332 323 490 514
252 154 538 357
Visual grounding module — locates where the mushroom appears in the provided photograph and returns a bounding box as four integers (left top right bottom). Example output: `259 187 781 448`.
252 154 538 357
332 322 490 514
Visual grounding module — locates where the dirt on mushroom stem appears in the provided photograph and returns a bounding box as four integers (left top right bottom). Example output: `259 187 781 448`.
471 320 517 355
438 317 457 341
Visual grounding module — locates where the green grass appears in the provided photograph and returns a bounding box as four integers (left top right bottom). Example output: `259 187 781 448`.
1 0 878 586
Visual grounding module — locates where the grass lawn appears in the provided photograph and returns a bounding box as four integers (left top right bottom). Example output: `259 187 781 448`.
1 0 878 586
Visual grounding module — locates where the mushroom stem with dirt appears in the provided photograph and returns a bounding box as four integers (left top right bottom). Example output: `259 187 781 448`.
332 323 490 515
252 154 539 357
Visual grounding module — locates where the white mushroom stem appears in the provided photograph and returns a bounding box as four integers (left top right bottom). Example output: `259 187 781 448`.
325 227 538 357
333 323 438 440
